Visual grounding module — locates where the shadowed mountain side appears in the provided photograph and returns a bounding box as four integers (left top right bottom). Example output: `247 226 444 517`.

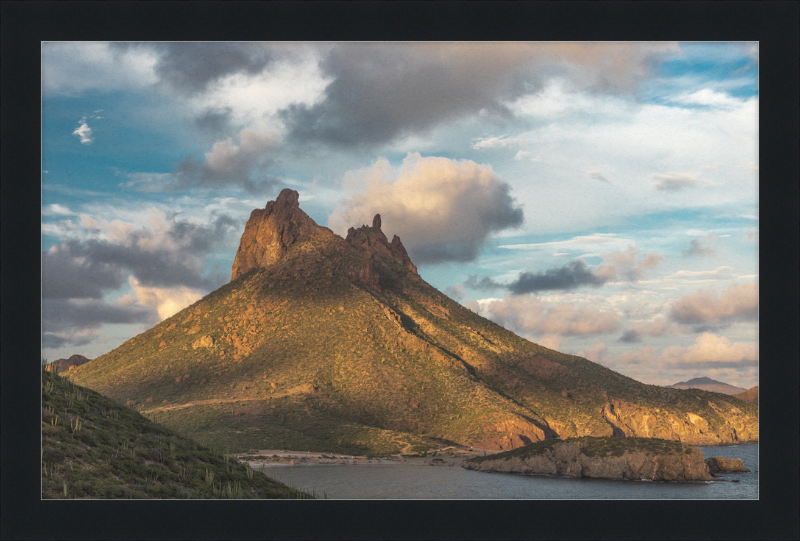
67 191 758 455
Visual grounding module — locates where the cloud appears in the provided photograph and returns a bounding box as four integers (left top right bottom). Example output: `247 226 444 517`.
42 243 126 299
664 266 736 281
42 209 238 297
658 333 758 365
42 329 99 350
329 153 523 264
651 172 703 191
669 282 758 325
595 246 665 282
682 233 718 257
514 150 539 161
469 246 663 294
72 118 93 144
127 276 203 321
499 233 632 251
509 260 608 294
281 42 679 148
121 129 279 193
479 295 621 337
587 170 612 184
175 129 279 192
115 42 276 96
746 228 758 243
194 107 234 135
43 298 156 335
444 283 466 301
672 88 745 109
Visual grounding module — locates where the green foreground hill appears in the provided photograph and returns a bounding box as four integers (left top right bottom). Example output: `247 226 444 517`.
41 366 314 499
66 190 758 456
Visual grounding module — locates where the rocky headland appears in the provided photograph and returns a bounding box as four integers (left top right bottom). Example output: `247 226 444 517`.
462 437 714 482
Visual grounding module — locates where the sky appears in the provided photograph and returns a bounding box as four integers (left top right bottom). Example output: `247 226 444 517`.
41 41 759 388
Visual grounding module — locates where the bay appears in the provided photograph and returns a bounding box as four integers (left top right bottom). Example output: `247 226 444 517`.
258 443 757 499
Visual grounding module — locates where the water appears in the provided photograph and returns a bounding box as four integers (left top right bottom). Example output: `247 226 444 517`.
259 443 757 499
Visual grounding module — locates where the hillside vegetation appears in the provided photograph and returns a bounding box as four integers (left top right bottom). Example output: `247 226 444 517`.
66 190 758 456
42 365 315 499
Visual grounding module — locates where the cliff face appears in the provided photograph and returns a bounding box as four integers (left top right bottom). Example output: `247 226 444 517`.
230 189 338 280
463 437 713 482
599 398 758 445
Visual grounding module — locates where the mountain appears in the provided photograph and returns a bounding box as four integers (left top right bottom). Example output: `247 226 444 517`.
41 367 314 499
48 354 91 374
733 386 759 405
666 377 748 395
67 189 758 455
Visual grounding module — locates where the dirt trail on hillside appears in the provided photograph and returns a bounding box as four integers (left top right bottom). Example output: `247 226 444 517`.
147 384 312 413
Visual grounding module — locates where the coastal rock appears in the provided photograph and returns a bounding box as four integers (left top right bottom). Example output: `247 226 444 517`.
705 456 750 473
463 437 713 482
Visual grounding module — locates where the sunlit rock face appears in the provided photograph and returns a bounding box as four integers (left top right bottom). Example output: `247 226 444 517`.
230 189 336 280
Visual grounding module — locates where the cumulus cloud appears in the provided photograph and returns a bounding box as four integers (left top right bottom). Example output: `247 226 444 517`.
282 42 679 148
669 282 759 325
682 233 719 257
175 129 279 192
127 276 203 321
72 117 93 144
673 88 745 109
479 295 621 337
329 153 523 264
121 129 279 193
651 172 703 191
658 333 758 365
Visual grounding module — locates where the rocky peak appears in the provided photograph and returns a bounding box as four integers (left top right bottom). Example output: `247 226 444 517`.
49 354 91 374
230 189 334 280
345 214 418 274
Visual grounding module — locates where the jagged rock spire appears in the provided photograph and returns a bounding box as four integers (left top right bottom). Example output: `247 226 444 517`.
230 189 332 280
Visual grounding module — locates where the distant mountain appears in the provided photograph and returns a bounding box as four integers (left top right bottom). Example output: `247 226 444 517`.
666 377 747 395
48 354 91 374
733 386 759 405
67 190 758 455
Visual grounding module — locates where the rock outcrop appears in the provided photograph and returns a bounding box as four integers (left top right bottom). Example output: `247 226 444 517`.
345 214 418 274
463 437 713 482
230 189 337 280
705 456 750 473
595 397 758 445
48 354 91 374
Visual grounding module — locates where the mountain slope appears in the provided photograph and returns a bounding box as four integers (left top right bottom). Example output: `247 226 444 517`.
733 386 759 405
67 190 758 455
667 377 748 395
42 365 314 499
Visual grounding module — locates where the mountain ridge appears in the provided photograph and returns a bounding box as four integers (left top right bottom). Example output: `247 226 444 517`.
67 190 758 455
666 377 748 395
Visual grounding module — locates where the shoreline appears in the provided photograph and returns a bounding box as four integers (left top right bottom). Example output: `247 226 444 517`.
237 447 495 468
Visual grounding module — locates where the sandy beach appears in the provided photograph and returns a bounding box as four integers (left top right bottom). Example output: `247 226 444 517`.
236 447 496 469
